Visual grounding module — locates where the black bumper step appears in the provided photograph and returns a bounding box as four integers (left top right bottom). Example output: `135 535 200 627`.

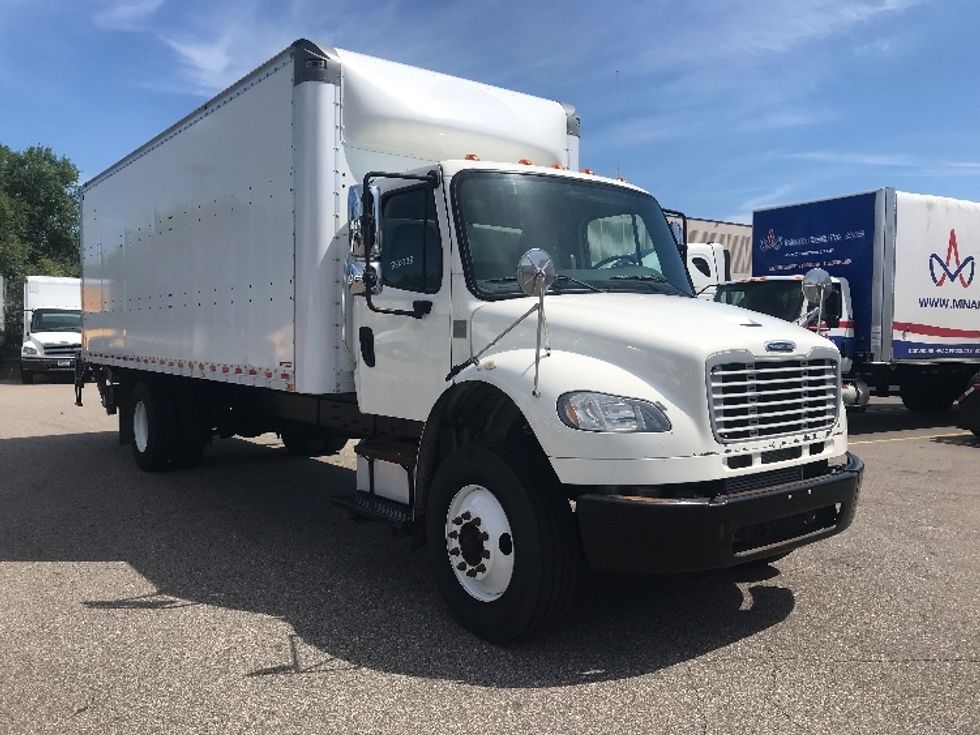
330 492 412 525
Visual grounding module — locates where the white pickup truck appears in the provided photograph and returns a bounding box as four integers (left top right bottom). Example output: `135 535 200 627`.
77 40 863 642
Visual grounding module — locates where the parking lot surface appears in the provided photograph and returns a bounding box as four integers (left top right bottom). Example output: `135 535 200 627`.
1 381 978 734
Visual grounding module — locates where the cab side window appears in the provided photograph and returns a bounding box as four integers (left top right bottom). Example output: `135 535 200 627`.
381 187 442 293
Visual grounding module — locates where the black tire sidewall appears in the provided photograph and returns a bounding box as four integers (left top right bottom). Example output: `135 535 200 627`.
425 444 575 643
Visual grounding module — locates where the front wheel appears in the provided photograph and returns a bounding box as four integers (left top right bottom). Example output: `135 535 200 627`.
20 368 34 385
425 445 579 644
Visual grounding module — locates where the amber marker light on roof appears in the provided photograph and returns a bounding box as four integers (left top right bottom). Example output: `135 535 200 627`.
517 158 533 165
464 153 480 160
580 167 595 175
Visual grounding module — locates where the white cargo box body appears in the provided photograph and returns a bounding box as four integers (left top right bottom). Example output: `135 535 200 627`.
24 276 81 337
890 191 980 360
81 39 579 394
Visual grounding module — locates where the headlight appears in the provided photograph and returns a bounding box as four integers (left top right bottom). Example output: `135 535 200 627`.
557 392 671 433
22 345 38 356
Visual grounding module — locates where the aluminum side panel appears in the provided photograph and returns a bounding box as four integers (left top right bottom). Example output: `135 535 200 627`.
82 57 297 388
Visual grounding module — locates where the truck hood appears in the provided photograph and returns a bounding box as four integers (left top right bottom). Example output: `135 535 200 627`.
29 331 82 347
469 293 839 412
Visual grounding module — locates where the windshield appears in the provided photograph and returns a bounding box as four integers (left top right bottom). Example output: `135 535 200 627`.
714 281 804 323
31 309 81 332
454 171 693 298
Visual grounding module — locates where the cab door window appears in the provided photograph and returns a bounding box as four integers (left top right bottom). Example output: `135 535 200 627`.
381 187 442 294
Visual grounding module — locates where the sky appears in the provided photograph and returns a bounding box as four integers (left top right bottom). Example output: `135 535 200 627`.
1 0 978 223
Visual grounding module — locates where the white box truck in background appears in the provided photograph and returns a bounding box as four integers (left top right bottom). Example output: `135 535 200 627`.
20 275 82 383
77 40 862 642
716 190 980 412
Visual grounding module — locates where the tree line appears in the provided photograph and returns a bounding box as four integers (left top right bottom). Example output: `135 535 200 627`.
0 144 80 344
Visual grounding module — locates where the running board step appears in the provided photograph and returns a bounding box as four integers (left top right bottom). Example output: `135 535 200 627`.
330 492 412 525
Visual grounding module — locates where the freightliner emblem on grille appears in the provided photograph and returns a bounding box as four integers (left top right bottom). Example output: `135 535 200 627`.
765 341 796 353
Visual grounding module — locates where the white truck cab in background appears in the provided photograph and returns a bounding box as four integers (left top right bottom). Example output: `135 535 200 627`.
21 276 81 384
687 242 731 299
77 40 863 642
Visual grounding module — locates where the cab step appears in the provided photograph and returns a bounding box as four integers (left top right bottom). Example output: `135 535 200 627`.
330 492 412 526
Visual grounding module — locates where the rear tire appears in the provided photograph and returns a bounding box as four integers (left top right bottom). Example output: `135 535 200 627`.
131 382 177 472
425 444 580 644
173 388 210 468
280 427 347 457
20 369 34 385
900 379 955 413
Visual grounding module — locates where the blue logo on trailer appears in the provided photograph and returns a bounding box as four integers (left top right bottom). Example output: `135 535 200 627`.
753 192 877 353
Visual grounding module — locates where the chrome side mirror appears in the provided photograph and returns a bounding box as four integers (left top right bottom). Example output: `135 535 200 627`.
516 249 556 297
803 268 832 305
348 184 381 258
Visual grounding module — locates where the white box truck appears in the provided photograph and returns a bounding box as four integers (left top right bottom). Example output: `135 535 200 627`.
716 190 980 411
20 275 82 383
77 40 863 642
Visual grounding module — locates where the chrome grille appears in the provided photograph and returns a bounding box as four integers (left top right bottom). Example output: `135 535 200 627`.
42 344 80 356
709 359 839 443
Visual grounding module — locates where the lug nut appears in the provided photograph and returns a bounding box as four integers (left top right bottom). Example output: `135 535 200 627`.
482 550 490 559
450 548 460 556
480 531 489 541
466 569 478 577
474 564 486 573
461 511 471 520
472 517 481 526
457 562 466 571
448 530 458 539
452 516 462 526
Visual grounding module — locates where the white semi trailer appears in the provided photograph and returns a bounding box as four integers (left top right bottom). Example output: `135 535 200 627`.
77 40 863 642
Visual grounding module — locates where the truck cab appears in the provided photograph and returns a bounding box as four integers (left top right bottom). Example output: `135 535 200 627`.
715 276 855 361
344 159 863 639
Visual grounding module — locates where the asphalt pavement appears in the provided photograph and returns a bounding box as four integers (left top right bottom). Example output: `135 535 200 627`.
1 381 977 734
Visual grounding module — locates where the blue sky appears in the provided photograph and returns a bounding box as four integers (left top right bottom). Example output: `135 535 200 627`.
1 0 978 222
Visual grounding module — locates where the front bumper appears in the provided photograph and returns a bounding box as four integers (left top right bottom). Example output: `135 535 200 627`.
576 452 863 573
21 355 78 373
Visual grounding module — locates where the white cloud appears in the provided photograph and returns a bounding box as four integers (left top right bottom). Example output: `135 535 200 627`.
92 0 164 31
727 184 795 223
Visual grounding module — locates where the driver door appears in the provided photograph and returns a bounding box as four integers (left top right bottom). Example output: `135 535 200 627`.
353 180 452 421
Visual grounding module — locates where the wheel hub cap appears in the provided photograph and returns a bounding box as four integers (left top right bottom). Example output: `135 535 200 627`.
445 484 514 601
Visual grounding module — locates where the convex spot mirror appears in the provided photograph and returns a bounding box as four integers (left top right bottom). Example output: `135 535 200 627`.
517 249 556 297
802 268 832 305
348 184 381 258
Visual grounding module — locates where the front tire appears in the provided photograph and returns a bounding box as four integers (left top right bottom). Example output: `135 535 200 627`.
425 445 579 644
130 382 177 471
20 369 34 384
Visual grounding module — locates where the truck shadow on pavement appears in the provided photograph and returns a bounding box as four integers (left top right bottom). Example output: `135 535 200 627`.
846 403 959 437
0 431 795 688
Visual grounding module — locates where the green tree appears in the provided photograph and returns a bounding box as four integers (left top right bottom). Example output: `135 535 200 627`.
0 144 80 344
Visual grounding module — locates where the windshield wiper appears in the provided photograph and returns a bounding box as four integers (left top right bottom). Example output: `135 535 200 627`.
608 273 669 282
553 274 605 293
482 275 605 293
